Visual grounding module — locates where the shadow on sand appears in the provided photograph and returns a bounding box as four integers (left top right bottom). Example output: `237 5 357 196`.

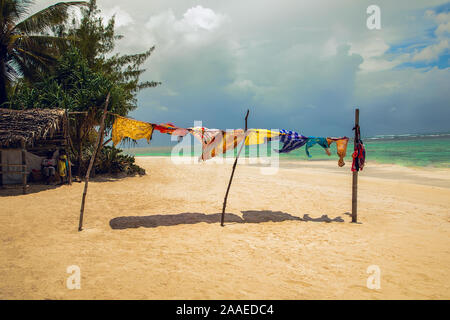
109 210 345 230
0 183 63 197
0 172 143 197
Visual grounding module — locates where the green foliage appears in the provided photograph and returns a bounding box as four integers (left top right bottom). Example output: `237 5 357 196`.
7 48 112 110
7 47 131 115
7 47 146 175
7 0 160 120
53 0 160 113
5 0 159 177
0 0 88 105
96 146 145 176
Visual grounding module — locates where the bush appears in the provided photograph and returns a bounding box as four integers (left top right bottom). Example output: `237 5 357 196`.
95 146 145 176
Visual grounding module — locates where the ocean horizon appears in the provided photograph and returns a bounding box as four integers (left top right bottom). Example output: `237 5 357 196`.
122 132 450 169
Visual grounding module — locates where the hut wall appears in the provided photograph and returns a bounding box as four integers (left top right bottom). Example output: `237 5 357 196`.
0 108 69 186
1 149 44 185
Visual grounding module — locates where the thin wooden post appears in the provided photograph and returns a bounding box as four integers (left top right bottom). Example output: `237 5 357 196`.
221 109 250 227
21 140 27 194
0 149 3 187
65 110 72 185
351 108 360 223
78 93 110 231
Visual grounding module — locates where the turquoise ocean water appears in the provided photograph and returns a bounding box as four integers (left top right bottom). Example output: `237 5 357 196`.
124 133 450 168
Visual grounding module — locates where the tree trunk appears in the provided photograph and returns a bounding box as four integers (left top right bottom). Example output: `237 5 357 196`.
0 50 8 107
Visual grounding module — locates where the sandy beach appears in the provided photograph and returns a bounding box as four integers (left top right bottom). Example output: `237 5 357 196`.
0 156 449 299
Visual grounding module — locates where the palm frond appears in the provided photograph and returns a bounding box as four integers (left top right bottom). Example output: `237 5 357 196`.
10 47 56 80
5 61 20 81
15 45 56 64
14 1 88 34
9 53 40 80
0 0 33 28
12 34 75 54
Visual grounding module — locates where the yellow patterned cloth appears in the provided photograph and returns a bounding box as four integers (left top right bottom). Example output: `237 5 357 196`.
58 155 67 177
245 129 280 146
112 116 154 146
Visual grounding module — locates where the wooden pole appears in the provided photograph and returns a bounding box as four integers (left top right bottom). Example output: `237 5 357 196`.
78 93 110 232
351 108 360 223
221 109 250 227
0 149 3 187
65 110 72 185
94 114 108 160
21 140 27 194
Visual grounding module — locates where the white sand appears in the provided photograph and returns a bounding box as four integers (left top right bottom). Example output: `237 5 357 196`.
0 156 449 299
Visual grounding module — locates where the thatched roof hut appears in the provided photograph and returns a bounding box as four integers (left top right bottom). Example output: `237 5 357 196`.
0 108 70 189
0 108 66 148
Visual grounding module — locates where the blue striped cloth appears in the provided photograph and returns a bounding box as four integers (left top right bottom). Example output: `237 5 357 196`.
277 129 308 153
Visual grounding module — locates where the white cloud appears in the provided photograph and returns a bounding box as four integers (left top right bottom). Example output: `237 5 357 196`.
434 11 450 24
435 21 450 36
411 39 449 62
322 38 338 57
182 5 225 31
29 0 450 136
100 6 134 28
349 37 396 72
432 11 450 36
143 6 228 50
409 8 450 62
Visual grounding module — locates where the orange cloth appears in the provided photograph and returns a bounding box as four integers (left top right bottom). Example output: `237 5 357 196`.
208 130 246 160
327 137 349 167
190 128 246 161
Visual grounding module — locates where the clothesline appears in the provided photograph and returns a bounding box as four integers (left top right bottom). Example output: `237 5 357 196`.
108 113 364 170
76 106 365 232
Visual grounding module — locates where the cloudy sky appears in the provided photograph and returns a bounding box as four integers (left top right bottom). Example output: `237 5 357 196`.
34 0 449 142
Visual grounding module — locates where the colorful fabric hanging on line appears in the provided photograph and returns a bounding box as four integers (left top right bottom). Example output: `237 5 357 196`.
305 137 331 157
351 126 365 172
109 113 356 169
245 129 280 146
327 137 349 167
275 131 332 158
112 116 154 146
276 129 308 153
154 123 189 136
275 131 350 166
190 127 246 161
352 141 365 171
189 127 220 146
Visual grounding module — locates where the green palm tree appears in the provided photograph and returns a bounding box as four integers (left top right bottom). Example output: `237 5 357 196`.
0 0 87 106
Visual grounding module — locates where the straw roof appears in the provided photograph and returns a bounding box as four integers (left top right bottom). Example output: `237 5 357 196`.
0 108 65 148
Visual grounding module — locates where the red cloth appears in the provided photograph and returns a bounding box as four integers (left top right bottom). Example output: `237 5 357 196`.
153 123 189 136
351 141 365 172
